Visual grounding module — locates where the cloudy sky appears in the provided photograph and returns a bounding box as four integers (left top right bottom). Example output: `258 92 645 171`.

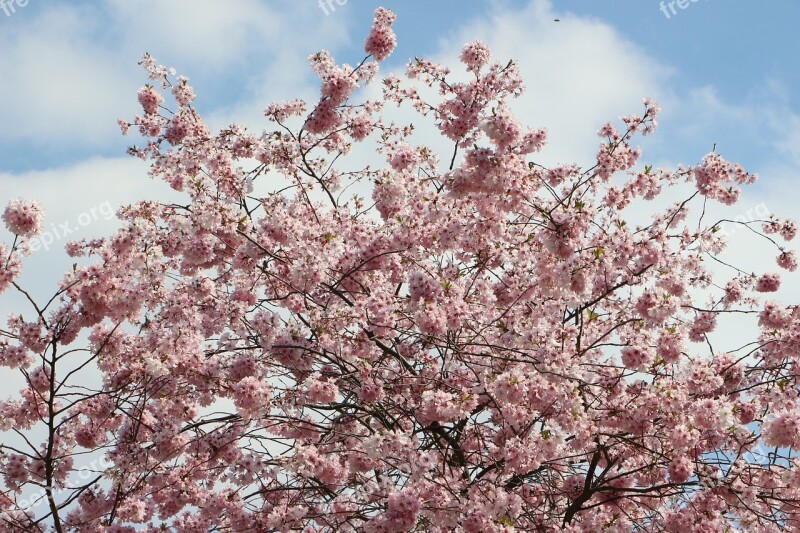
1 0 798 334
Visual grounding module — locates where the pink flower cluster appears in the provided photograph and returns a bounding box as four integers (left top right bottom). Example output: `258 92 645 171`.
668 455 693 483
232 376 271 419
460 40 491 72
371 490 420 532
691 152 757 205
764 217 798 241
1 7 799 532
777 250 798 271
621 345 652 369
481 104 523 151
137 85 164 115
303 373 339 404
763 412 800 448
364 7 397 62
755 272 781 292
2 198 43 237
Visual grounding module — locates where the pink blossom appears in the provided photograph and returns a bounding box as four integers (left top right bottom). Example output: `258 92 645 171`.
460 40 491 72
481 105 522 151
0 11 796 532
382 490 420 531
777 250 798 271
137 85 164 114
364 8 397 62
418 389 462 424
755 272 781 292
172 76 196 105
232 377 271 419
689 311 717 342
264 99 307 122
2 454 29 491
668 455 694 483
358 378 385 404
304 374 339 404
781 219 798 241
304 99 340 135
321 68 358 105
388 143 419 171
667 425 696 452
691 152 755 205
722 279 744 305
0 344 32 368
621 345 652 369
562 474 585 499
759 301 793 329
519 128 548 153
348 111 374 140
408 271 441 302
3 198 43 237
0 244 21 294
117 118 131 135
165 115 189 145
763 412 800 448
657 329 685 363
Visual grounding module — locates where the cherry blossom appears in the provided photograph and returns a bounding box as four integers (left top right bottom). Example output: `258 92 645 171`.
2 198 43 237
1 7 799 532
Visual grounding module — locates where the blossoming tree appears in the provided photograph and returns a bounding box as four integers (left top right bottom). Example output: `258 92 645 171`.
2 8 799 532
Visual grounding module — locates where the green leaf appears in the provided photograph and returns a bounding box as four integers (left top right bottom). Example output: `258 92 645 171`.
498 516 515 526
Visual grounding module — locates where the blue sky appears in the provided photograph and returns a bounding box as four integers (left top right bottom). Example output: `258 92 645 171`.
0 0 798 311
1 0 798 173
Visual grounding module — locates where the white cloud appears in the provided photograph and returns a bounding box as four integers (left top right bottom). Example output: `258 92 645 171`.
0 1 352 150
0 5 134 146
0 155 182 305
427 0 675 165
